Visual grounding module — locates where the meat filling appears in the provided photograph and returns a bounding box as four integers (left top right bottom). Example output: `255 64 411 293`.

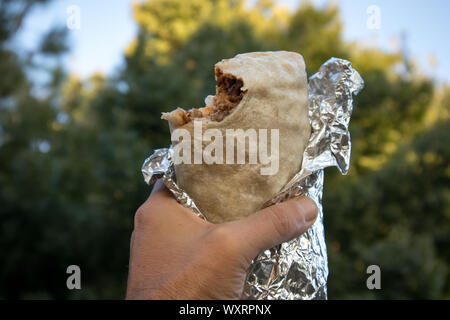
209 69 245 121
162 68 245 126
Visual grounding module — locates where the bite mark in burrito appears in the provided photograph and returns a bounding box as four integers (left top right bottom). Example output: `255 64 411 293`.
162 51 310 224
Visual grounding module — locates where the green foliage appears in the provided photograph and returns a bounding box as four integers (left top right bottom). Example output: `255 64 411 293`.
325 120 450 299
0 0 448 299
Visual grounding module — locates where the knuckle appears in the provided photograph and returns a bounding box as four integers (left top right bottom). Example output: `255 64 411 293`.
207 226 238 255
208 226 232 244
268 205 295 238
134 204 153 228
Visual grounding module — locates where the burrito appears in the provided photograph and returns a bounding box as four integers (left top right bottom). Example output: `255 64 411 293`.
162 51 310 223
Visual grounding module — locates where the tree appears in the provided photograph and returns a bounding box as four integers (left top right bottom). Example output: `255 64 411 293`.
0 0 147 298
0 0 447 299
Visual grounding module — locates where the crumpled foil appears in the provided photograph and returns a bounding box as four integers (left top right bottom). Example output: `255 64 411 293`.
141 57 364 300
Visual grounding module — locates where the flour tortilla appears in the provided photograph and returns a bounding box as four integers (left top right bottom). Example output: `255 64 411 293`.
162 51 310 223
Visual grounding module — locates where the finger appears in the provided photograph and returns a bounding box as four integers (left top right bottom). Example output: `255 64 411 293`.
141 179 211 227
129 231 135 252
150 179 168 195
137 179 176 213
230 196 318 257
146 179 175 203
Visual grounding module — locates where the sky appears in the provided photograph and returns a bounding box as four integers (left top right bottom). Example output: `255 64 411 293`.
14 0 450 84
15 0 137 78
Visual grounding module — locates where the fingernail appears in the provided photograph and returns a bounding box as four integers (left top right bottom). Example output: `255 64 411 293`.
151 179 165 195
298 196 318 222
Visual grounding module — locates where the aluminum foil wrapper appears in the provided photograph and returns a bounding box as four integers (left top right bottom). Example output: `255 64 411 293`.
141 58 364 300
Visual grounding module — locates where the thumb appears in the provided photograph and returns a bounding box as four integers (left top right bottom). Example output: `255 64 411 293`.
230 196 318 258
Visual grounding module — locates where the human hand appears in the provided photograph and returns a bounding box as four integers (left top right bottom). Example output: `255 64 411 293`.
126 180 318 300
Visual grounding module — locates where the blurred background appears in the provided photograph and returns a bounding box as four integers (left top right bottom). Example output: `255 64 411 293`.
0 0 448 299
